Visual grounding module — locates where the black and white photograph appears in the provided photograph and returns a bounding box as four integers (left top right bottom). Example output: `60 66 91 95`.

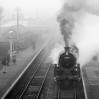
0 0 98 99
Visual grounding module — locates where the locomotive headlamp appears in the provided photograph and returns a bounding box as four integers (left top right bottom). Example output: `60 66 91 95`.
54 64 58 67
75 64 78 67
56 65 59 67
66 53 68 55
75 68 78 71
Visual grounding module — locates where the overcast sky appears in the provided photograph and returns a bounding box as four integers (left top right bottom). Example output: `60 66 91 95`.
0 0 63 19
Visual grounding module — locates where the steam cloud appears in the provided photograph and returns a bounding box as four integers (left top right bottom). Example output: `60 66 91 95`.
49 43 64 64
50 0 99 67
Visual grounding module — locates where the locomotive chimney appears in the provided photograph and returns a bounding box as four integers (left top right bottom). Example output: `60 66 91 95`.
64 47 70 52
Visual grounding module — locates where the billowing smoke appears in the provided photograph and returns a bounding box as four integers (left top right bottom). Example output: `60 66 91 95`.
57 0 85 47
72 13 99 66
50 0 99 67
49 43 64 64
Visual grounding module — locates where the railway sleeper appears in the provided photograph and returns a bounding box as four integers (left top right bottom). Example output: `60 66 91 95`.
23 86 41 98
30 78 44 85
23 93 37 99
35 72 47 76
34 76 45 78
28 86 40 92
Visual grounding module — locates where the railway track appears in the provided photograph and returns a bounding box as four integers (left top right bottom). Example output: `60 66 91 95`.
2 39 53 99
56 78 86 99
54 64 87 99
19 58 51 99
1 38 89 99
36 64 86 99
57 83 77 99
39 64 56 99
57 88 76 99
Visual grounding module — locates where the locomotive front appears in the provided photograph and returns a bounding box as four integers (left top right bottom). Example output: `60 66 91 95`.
59 50 76 69
54 47 81 87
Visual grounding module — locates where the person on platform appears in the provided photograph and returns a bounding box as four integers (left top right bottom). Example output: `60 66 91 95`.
6 53 10 66
32 41 35 51
2 57 7 73
12 52 16 65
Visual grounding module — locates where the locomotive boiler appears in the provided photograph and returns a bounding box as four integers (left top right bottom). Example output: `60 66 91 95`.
54 46 81 88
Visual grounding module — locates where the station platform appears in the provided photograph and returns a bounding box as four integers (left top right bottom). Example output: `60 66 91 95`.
82 57 99 99
0 45 41 98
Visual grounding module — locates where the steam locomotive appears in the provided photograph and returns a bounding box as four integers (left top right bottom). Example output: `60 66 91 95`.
54 46 81 88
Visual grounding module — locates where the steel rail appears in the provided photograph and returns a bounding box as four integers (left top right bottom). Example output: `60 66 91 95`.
82 67 94 99
19 60 51 99
18 54 46 99
80 67 88 99
73 85 77 99
57 88 60 99
57 80 84 99
34 63 51 99
58 89 76 99
3 51 46 99
2 39 51 99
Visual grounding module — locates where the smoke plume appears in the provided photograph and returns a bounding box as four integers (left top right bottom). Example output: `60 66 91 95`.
49 43 64 64
50 0 99 67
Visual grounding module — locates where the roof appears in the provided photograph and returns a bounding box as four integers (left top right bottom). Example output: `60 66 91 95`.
1 24 29 35
1 20 28 27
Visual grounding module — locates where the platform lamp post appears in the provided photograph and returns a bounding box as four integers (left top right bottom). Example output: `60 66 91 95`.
9 31 13 61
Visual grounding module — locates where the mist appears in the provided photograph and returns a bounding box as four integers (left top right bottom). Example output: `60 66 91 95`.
71 13 99 66
49 42 64 64
50 0 99 67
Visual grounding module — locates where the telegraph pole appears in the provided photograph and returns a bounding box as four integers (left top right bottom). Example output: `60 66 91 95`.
0 7 3 38
0 12 1 38
17 7 19 51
